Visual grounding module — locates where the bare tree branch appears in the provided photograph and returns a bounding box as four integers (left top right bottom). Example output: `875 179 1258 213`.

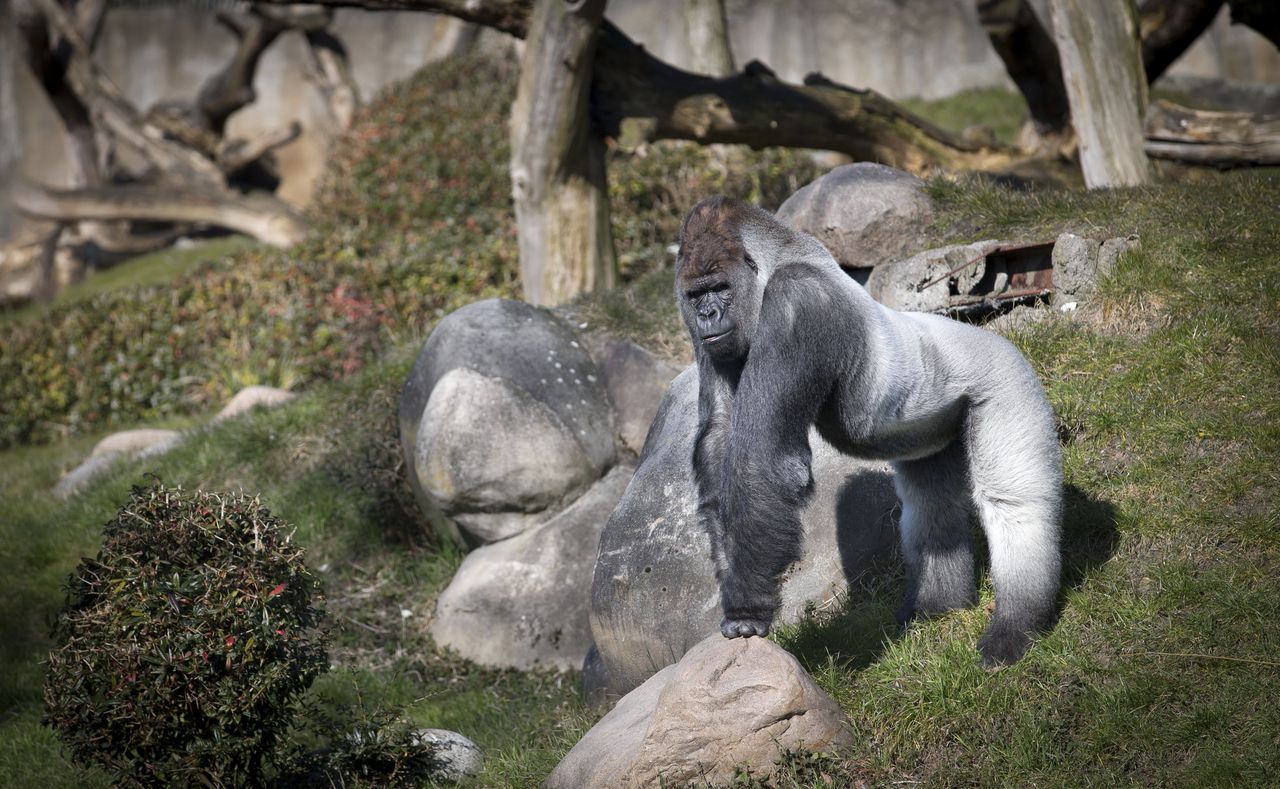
218 121 304 172
254 0 532 35
30 0 226 184
1144 99 1280 166
14 181 307 248
1138 0 1224 82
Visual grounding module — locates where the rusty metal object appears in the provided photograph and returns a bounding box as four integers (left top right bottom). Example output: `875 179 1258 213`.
928 240 1055 315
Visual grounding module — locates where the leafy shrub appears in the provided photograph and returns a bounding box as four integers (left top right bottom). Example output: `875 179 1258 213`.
43 483 328 786
0 53 824 448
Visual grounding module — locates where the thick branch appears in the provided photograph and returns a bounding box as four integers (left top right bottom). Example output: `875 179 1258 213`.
14 182 307 248
30 0 224 184
304 28 360 130
1138 0 1224 82
1144 99 1280 166
14 0 102 185
254 0 532 35
217 122 304 173
196 9 291 134
592 24 1018 173
977 0 1071 142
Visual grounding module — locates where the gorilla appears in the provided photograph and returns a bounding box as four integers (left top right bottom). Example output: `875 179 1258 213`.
676 196 1062 667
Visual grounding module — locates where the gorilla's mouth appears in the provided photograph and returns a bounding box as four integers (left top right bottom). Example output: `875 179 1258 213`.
702 329 733 344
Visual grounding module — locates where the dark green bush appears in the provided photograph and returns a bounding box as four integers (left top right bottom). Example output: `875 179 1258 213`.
44 483 328 786
0 53 823 449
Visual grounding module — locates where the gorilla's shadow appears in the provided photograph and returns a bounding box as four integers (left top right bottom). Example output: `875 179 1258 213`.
783 480 1119 673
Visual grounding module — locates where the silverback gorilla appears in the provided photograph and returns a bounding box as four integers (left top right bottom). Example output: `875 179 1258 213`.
676 196 1062 667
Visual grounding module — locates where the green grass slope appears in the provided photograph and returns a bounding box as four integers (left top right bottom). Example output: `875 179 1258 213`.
1 52 1277 787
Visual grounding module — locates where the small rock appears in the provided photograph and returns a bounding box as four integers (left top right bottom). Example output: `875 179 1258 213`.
1051 233 1102 302
546 635 853 788
430 467 633 671
55 428 185 498
52 454 122 499
410 729 484 781
215 385 295 420
90 428 181 459
777 162 936 276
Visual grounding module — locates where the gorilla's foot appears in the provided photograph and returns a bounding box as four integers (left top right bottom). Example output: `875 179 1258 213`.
977 624 1032 668
720 617 771 638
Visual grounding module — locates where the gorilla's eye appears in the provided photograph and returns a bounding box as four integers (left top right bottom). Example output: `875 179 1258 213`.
743 252 757 270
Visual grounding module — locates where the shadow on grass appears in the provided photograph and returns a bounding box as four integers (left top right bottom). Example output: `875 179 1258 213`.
783 482 1119 672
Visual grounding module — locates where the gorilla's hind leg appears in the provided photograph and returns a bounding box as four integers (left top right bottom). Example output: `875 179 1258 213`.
968 408 1063 668
893 441 977 627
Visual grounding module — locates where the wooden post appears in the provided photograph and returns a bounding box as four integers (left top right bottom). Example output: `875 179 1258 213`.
1050 0 1152 187
510 0 616 306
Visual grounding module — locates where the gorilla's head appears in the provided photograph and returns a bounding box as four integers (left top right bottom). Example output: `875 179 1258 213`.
675 196 770 361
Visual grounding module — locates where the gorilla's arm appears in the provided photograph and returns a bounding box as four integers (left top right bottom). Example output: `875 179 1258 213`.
692 359 734 582
715 266 849 636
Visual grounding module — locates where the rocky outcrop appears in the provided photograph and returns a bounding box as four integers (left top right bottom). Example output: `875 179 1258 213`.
589 367 899 697
430 467 633 671
777 163 935 282
399 299 617 545
546 635 853 788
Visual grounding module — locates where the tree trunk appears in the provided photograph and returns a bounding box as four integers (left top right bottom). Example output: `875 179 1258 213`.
510 0 615 306
1050 0 1152 187
684 0 734 77
977 0 1071 147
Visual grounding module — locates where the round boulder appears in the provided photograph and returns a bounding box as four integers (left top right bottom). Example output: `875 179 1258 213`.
399 299 617 544
589 367 899 696
776 162 935 278
547 635 853 789
430 466 633 671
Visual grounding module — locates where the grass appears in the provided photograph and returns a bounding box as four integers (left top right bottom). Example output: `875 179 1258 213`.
899 87 1030 146
2 53 1278 785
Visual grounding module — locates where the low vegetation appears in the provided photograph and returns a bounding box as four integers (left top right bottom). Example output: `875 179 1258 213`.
0 55 819 450
1 51 1276 787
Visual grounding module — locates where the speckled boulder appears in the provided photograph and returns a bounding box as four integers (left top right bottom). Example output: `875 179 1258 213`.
399 299 617 544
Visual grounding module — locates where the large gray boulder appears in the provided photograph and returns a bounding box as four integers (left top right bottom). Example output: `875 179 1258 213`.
399 299 617 544
589 367 899 696
430 467 633 671
546 635 853 788
777 163 935 281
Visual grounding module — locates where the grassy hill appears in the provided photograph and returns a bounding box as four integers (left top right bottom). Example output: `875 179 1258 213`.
1 52 1277 786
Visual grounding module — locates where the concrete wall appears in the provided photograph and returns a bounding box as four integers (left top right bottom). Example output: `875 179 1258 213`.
2 1 1277 242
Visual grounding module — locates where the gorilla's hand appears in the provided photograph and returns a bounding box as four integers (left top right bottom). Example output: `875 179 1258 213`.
721 617 771 638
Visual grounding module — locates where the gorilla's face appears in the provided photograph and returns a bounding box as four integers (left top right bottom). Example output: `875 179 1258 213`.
676 198 759 361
